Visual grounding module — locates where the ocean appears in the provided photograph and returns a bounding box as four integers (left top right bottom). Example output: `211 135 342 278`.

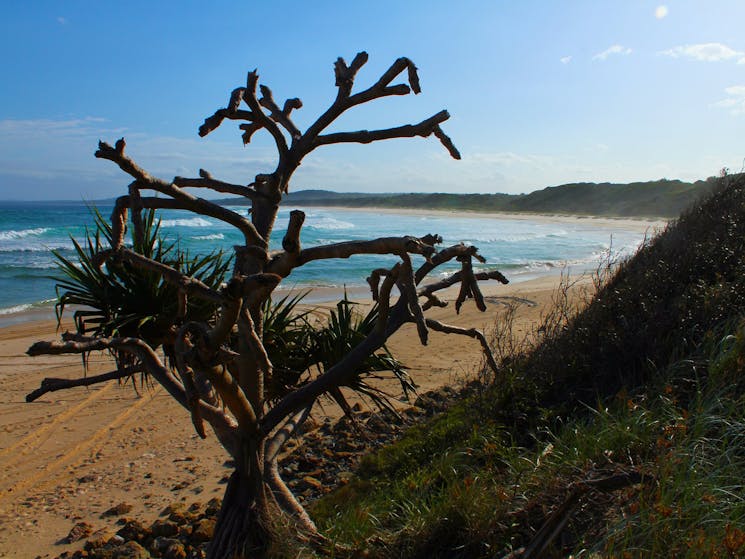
0 201 659 320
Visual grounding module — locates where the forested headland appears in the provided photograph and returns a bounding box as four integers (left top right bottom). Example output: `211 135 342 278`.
264 177 719 218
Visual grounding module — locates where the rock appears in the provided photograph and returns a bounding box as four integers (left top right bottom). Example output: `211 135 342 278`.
150 536 182 553
101 503 133 518
162 541 187 559
171 480 190 491
84 529 113 551
177 524 193 538
191 517 216 543
115 519 149 544
65 521 93 543
204 498 222 517
188 501 203 513
149 519 178 538
365 413 390 431
161 502 194 524
161 502 185 517
109 541 150 559
301 476 323 490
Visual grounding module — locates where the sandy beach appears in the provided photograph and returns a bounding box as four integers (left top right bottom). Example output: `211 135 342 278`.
0 271 587 558
302 205 667 233
0 207 667 558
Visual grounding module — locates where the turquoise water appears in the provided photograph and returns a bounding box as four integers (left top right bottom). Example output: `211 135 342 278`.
0 201 656 317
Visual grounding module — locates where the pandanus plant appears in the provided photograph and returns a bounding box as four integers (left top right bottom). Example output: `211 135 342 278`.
28 52 508 557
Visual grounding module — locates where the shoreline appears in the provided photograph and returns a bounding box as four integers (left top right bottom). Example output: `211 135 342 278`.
293 205 668 232
0 208 666 328
0 263 593 329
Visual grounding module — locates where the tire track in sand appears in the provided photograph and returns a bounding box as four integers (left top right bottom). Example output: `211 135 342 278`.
0 386 161 504
0 382 114 463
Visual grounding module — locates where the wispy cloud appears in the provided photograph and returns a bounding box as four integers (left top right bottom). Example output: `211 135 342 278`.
659 42 745 63
592 45 632 61
713 85 745 116
0 117 279 199
56 16 67 25
655 5 668 19
560 56 572 65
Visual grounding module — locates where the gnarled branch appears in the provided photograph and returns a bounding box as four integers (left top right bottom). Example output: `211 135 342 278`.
425 319 499 376
174 169 259 199
27 335 240 452
313 110 452 150
96 140 266 247
26 365 142 403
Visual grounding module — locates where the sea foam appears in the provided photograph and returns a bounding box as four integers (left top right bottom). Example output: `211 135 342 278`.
0 227 49 241
160 217 213 228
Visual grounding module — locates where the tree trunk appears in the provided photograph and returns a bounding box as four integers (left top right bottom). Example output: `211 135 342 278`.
208 435 274 559
208 466 271 559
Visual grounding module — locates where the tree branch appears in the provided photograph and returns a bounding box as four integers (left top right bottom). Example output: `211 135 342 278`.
243 71 289 161
259 85 302 140
455 255 486 313
375 269 398 335
425 319 499 376
198 87 254 137
97 140 266 247
313 110 452 150
297 53 458 165
26 365 142 402
173 169 259 199
111 247 225 305
414 243 486 284
418 269 509 298
282 210 305 253
260 300 411 435
371 56 421 93
266 235 438 278
263 405 317 533
398 253 428 345
26 335 239 451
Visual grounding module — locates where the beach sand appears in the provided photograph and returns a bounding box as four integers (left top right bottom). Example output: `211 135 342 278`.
0 270 588 558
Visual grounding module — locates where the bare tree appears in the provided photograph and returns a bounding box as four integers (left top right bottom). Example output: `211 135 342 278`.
27 52 507 558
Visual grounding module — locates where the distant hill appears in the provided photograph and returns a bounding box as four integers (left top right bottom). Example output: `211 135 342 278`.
270 178 720 218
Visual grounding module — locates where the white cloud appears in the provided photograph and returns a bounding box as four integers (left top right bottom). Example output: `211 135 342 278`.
655 5 668 19
560 56 572 65
592 45 632 61
57 16 67 25
659 42 743 62
713 85 745 115
0 117 282 199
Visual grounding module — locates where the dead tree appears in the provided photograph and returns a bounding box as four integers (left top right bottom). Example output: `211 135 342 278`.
27 52 508 558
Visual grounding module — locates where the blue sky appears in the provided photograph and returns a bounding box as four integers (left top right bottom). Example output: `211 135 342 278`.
1 1 744 200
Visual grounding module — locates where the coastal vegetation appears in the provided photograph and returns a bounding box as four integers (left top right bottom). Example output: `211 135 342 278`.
306 172 745 558
26 53 509 558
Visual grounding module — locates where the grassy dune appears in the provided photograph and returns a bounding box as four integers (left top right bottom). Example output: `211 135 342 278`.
307 173 745 558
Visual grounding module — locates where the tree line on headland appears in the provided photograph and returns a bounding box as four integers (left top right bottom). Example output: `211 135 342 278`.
237 177 719 218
